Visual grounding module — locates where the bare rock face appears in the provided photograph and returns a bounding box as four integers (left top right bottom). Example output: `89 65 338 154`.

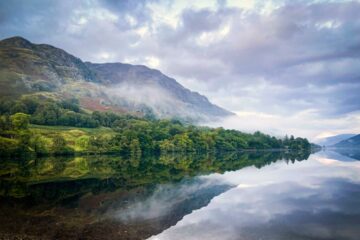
0 36 233 121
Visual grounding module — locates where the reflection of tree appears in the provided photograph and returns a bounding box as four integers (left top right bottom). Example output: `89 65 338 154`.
0 150 310 203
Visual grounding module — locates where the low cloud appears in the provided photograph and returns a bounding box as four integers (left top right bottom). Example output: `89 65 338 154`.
204 110 360 141
106 82 180 116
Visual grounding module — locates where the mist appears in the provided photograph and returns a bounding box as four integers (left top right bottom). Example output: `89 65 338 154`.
203 110 360 141
105 81 216 121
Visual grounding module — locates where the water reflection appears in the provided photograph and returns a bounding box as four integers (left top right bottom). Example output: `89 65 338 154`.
0 151 309 201
0 151 309 239
331 148 360 161
149 151 360 240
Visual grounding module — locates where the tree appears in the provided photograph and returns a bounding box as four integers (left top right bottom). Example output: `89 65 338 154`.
159 139 175 152
61 98 80 112
10 102 27 114
52 135 73 155
0 115 11 130
17 130 32 152
20 96 39 114
32 102 60 125
173 133 194 152
29 134 49 155
290 135 295 141
130 138 142 157
10 113 30 129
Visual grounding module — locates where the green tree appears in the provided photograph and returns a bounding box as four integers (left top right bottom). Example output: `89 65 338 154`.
29 134 49 155
52 135 73 155
20 96 39 114
159 139 175 152
32 102 60 125
17 130 31 152
130 138 142 157
10 113 30 129
11 102 27 114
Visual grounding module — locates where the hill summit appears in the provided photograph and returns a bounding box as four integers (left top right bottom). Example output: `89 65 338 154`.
0 36 233 121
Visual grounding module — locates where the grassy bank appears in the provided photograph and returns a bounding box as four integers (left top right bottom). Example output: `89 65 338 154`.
30 124 116 152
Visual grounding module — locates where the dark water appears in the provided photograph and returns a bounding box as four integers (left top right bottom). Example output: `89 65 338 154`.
0 150 359 240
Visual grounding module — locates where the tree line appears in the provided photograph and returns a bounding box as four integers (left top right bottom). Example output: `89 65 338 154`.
0 97 312 156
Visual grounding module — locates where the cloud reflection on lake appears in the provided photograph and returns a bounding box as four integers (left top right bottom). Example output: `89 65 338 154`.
149 151 360 240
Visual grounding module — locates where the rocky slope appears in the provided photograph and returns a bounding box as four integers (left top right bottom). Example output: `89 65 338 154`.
0 36 233 121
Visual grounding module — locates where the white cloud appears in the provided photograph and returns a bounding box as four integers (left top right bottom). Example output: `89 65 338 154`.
145 56 161 68
196 24 230 46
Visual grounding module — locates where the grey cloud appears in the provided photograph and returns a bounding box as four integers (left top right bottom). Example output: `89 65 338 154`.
0 0 359 120
99 0 156 29
181 8 232 33
0 0 63 39
151 1 360 116
156 7 238 48
177 1 360 82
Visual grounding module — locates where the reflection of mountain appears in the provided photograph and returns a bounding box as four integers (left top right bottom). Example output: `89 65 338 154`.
158 179 360 240
150 184 230 230
149 155 360 240
319 150 358 162
332 148 360 161
333 134 360 148
0 151 309 240
113 178 232 237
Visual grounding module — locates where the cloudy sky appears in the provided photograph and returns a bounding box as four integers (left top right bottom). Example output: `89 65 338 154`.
1 0 360 140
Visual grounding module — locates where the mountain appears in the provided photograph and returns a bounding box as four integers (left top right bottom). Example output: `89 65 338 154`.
333 134 360 148
86 62 232 119
0 36 233 121
316 134 357 146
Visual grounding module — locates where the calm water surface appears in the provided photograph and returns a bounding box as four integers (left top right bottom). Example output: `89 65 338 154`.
0 150 359 240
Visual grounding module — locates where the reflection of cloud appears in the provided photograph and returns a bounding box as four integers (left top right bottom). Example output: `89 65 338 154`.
313 153 360 168
316 157 339 165
150 152 360 240
113 178 232 222
202 152 360 186
237 182 275 189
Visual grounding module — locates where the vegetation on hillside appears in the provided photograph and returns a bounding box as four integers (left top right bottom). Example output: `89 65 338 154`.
0 97 311 157
0 36 232 121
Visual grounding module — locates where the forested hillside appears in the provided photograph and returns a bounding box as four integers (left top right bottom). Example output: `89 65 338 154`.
0 97 311 157
0 36 312 157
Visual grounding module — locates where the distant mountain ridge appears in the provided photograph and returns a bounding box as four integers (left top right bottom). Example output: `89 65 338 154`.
316 134 357 146
333 134 360 148
0 36 233 121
